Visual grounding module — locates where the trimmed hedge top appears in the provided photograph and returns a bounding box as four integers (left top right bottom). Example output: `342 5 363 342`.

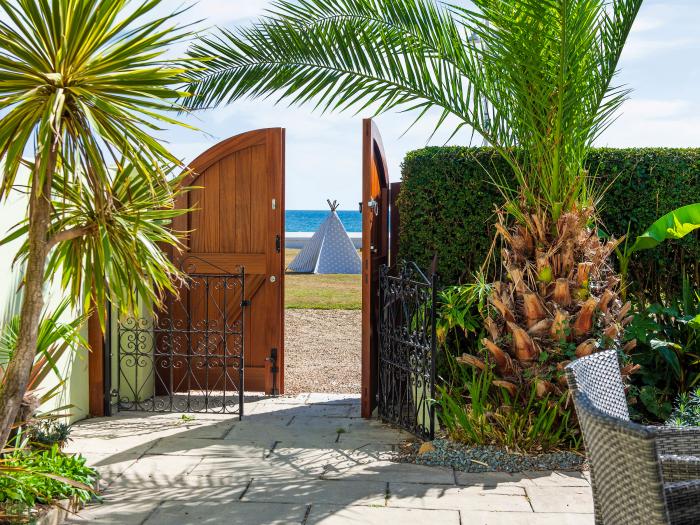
398 147 700 299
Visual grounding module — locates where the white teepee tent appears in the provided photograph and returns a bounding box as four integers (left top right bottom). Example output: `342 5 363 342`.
288 200 361 274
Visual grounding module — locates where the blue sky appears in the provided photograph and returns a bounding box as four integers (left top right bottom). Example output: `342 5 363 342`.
156 0 700 209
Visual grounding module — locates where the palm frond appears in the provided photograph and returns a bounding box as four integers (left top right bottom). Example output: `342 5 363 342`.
0 0 197 325
186 0 497 146
1 160 189 323
186 0 642 221
0 299 87 386
0 0 196 197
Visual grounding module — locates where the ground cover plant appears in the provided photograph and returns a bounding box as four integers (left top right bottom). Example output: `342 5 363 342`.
438 352 580 452
401 152 700 431
0 0 193 452
0 440 96 521
616 205 700 421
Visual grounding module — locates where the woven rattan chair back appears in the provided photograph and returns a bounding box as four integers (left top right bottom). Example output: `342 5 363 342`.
565 349 630 420
572 392 669 524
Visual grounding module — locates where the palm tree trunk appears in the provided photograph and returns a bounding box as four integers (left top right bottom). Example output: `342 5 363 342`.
0 150 55 451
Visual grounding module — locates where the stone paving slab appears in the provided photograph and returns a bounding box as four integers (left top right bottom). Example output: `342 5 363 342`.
456 511 595 525
306 504 461 524
65 499 160 524
63 435 158 456
103 480 250 503
526 486 594 513
244 403 309 416
524 470 590 486
107 454 203 485
322 460 456 484
80 451 141 488
146 437 269 457
188 455 324 480
68 394 594 523
70 414 236 438
223 421 343 448
243 478 387 506
387 483 531 512
143 501 308 525
305 393 361 404
455 471 537 488
269 447 395 472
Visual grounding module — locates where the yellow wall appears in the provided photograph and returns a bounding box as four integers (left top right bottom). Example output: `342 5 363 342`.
0 173 90 424
112 299 156 409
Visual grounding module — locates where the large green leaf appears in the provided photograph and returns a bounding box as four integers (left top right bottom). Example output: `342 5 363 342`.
629 203 700 253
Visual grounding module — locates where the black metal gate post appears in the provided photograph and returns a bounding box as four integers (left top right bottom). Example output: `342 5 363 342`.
377 261 437 440
113 265 246 416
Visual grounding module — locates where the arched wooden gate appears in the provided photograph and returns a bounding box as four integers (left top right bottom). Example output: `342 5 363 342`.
89 123 394 418
170 129 285 397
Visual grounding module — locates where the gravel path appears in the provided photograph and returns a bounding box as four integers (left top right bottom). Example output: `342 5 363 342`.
397 439 587 473
284 309 361 395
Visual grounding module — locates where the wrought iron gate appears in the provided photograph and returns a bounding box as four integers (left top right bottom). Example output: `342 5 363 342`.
113 269 246 416
377 262 437 439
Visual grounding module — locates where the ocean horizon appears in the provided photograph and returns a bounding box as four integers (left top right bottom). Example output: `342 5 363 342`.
286 209 361 233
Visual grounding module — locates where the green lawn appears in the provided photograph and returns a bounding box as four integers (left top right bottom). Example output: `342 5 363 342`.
284 248 361 309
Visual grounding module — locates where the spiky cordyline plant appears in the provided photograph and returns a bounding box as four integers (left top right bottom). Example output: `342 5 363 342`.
186 0 642 398
0 0 194 451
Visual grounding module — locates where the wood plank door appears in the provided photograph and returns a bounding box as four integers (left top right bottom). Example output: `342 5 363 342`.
361 119 390 418
169 129 285 395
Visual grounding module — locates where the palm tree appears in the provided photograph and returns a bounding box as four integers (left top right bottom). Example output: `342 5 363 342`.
185 0 642 400
0 0 193 449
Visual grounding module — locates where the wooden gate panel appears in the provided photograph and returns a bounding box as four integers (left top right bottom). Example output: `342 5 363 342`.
159 129 285 395
361 119 390 418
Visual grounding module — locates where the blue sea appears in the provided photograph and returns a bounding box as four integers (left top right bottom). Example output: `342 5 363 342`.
286 210 361 233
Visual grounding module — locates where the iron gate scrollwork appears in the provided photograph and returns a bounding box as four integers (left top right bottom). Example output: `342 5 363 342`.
377 262 437 440
114 262 245 416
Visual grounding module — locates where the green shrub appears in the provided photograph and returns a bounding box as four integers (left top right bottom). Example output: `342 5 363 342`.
435 279 491 377
0 443 96 516
398 147 700 299
667 387 700 427
27 420 72 450
437 353 580 452
625 276 700 422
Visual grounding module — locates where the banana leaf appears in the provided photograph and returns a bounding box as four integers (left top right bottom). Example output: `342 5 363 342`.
629 203 700 253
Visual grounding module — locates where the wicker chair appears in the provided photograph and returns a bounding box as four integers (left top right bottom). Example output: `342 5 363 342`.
566 350 700 525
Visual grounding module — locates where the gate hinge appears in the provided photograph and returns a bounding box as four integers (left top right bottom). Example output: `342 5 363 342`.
241 299 251 307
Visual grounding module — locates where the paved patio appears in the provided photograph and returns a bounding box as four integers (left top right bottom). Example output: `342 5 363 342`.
65 394 594 524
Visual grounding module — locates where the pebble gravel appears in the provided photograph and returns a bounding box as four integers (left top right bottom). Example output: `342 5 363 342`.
397 438 586 473
284 309 361 395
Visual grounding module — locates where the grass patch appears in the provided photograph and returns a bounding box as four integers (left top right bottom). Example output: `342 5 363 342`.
284 248 361 310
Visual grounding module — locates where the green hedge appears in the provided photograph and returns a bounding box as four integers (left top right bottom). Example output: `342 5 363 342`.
397 147 700 298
